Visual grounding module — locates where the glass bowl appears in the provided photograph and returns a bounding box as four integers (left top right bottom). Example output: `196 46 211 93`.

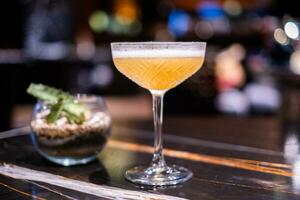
30 94 111 166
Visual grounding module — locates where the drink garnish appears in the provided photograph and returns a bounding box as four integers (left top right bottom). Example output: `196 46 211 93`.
27 83 90 124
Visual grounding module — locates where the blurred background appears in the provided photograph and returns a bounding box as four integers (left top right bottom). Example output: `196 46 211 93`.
1 0 300 135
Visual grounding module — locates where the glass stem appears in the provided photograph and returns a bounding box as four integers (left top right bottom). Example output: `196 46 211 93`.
150 90 167 172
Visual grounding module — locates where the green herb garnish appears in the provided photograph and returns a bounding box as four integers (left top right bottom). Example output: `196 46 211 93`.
46 98 65 123
27 83 90 124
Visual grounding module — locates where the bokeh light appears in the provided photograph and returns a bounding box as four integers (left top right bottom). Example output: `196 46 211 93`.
273 28 289 45
197 1 224 20
168 9 190 37
89 11 109 33
284 21 299 40
224 0 242 16
108 0 141 36
109 17 142 36
215 44 246 91
155 27 174 41
290 50 300 74
114 0 138 25
91 64 113 87
194 21 214 39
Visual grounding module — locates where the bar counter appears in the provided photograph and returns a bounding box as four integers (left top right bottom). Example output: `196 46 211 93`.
0 116 299 199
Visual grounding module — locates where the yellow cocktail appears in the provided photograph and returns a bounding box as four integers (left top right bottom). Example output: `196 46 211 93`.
111 42 206 186
113 57 204 90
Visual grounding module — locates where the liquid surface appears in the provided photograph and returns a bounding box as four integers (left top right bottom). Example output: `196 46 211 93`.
113 57 204 90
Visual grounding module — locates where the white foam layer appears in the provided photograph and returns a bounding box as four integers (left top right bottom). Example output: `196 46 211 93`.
112 49 205 58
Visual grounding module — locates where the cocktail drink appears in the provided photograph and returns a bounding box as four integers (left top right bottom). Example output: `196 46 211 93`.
111 42 206 186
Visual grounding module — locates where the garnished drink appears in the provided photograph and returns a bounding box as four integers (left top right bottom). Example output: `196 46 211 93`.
111 42 206 186
28 83 111 166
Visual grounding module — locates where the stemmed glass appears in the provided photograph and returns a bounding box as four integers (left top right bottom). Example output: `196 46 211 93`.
111 42 206 186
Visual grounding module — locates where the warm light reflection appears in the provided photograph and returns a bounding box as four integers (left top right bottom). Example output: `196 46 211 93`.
273 28 289 45
108 0 142 36
290 50 300 74
76 30 95 60
215 44 246 91
114 0 138 25
224 0 242 16
215 44 248 115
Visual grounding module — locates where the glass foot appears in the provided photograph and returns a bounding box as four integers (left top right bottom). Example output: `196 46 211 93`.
125 165 193 186
43 154 97 166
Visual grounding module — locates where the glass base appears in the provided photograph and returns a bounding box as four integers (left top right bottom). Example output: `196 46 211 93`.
43 154 97 166
125 165 193 186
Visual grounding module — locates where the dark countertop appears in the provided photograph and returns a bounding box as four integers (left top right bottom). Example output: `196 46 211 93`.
0 116 299 200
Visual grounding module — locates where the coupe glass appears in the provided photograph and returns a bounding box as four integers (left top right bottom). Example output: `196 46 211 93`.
111 42 206 186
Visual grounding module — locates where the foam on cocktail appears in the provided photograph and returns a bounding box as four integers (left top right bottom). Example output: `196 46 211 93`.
112 49 205 58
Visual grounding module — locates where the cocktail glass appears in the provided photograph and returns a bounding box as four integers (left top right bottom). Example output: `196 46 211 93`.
111 42 206 186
